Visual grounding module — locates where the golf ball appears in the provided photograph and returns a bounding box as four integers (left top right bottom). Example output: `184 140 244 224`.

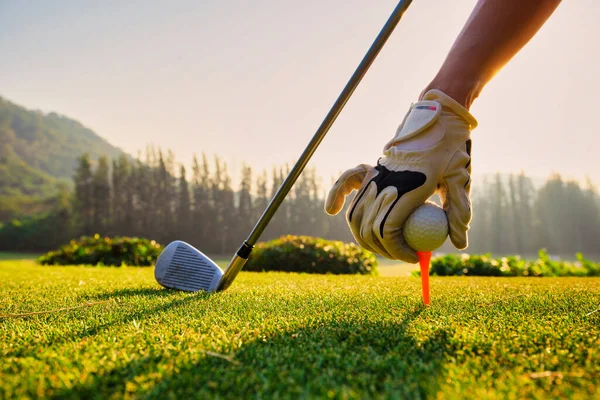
403 202 449 252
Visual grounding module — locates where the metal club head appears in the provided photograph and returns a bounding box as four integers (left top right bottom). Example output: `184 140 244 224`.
154 241 223 292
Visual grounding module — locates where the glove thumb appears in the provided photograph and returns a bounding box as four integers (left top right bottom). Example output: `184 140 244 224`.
325 164 373 215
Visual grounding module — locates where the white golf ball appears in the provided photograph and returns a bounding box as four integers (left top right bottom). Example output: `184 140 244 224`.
403 202 449 252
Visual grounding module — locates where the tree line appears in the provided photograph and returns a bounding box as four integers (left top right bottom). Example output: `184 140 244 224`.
463 173 600 257
68 148 352 254
1 148 599 259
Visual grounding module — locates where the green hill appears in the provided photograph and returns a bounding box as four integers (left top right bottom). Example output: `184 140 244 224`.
0 96 125 221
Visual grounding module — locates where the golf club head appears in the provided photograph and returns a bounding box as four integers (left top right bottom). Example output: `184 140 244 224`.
155 241 223 292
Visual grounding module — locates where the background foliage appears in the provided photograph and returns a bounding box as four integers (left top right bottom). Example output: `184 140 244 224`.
424 249 600 277
245 235 378 275
2 147 600 259
1 97 599 259
38 235 163 266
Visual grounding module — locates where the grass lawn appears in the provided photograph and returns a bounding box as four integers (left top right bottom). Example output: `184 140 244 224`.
1 261 599 399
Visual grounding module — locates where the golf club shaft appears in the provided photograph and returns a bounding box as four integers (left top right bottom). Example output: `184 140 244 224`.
249 0 412 245
219 0 412 291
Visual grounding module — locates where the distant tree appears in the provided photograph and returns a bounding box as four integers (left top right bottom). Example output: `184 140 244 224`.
210 156 226 252
73 154 94 235
111 155 129 235
115 155 136 236
508 174 521 254
265 166 285 239
154 150 174 243
516 172 535 254
21 146 600 257
130 158 148 236
467 178 489 253
535 174 566 253
280 166 292 235
254 170 269 223
582 179 600 253
175 164 191 242
290 168 313 236
220 163 236 253
307 168 327 238
145 145 157 169
121 158 135 236
490 174 508 254
563 181 583 252
92 155 111 234
236 164 254 243
191 154 210 248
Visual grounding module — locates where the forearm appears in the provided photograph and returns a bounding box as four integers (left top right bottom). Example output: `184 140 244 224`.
422 0 562 109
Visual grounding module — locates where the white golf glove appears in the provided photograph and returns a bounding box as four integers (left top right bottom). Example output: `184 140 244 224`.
325 90 477 263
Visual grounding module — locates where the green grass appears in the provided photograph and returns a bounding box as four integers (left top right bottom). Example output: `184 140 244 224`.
1 261 599 399
376 257 418 277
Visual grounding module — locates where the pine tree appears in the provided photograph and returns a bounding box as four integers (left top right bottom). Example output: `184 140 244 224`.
466 179 488 253
236 164 254 243
508 174 521 254
254 170 269 223
53 183 73 245
210 156 225 253
122 157 136 236
582 178 600 254
92 156 111 235
516 172 535 254
176 165 191 242
73 154 94 236
534 174 566 254
265 166 285 239
565 181 586 253
131 157 152 237
490 174 508 254
191 154 211 248
111 155 130 235
308 167 327 238
291 169 313 236
154 150 174 243
63 151 600 258
220 162 236 253
279 166 292 235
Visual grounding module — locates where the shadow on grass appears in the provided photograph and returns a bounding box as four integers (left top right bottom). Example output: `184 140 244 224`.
89 286 190 300
5 287 210 359
56 306 456 399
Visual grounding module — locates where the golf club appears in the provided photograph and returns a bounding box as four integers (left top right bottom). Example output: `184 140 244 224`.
155 0 413 292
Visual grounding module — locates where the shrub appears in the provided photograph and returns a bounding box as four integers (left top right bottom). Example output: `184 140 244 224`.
422 249 600 277
39 234 163 266
244 235 378 275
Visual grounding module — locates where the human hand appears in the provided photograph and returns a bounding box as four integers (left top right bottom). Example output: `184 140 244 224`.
325 90 477 263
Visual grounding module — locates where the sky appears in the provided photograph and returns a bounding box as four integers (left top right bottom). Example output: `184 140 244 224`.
1 0 599 188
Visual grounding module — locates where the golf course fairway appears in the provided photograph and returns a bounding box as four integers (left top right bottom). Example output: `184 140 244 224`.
1 261 598 399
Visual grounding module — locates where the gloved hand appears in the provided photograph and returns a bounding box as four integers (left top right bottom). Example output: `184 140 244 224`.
325 90 477 263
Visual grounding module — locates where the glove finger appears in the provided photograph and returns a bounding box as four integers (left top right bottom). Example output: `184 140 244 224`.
358 186 394 259
375 182 436 263
325 164 373 215
346 181 384 256
441 140 472 249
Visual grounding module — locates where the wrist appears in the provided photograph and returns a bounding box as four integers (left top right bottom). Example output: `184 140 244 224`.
420 75 483 110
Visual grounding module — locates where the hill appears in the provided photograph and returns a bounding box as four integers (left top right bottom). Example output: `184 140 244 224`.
0 96 125 220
